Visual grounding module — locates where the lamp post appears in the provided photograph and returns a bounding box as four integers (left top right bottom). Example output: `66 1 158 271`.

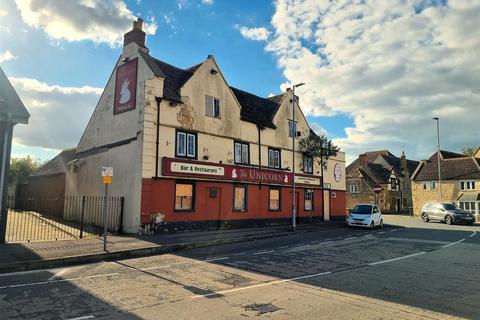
433 117 442 202
291 82 305 230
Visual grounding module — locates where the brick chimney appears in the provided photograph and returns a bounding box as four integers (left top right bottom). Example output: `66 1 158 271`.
359 153 368 167
400 150 406 168
123 18 146 48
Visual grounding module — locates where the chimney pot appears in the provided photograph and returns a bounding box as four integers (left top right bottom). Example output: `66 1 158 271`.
133 18 143 30
400 151 407 168
124 18 146 48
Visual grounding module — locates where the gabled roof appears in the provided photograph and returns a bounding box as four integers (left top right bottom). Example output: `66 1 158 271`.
347 150 394 173
139 51 198 103
31 148 77 177
380 154 418 175
140 52 284 128
0 67 30 124
413 151 480 181
358 163 392 185
230 87 278 129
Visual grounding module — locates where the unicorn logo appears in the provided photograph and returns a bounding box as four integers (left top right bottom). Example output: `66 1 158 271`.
284 175 289 183
232 169 237 178
119 79 131 104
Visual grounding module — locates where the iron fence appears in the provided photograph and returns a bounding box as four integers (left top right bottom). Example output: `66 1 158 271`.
5 195 124 243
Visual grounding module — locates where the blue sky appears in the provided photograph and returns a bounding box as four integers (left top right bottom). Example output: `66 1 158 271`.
1 0 478 163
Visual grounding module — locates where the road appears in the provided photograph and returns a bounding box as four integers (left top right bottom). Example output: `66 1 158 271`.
0 217 479 320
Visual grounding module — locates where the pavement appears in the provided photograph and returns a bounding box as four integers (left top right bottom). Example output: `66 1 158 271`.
0 221 346 274
0 215 478 320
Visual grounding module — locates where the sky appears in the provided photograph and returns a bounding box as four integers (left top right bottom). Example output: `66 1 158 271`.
1 0 479 164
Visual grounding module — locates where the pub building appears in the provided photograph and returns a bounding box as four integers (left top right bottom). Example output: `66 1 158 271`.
65 19 347 233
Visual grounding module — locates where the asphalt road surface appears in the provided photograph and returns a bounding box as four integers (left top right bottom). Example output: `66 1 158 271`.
1 217 479 320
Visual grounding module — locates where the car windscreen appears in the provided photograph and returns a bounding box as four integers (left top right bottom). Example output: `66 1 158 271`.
351 205 372 214
442 203 460 210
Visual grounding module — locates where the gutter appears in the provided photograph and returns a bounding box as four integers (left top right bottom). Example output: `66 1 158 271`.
154 97 162 179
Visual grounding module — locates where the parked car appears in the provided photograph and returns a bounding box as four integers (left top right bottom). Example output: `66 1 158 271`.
421 202 475 225
347 204 383 229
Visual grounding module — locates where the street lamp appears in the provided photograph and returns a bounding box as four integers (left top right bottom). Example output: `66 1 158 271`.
291 82 305 230
433 117 442 202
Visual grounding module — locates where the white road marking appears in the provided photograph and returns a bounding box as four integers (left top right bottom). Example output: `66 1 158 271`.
66 316 95 320
253 250 275 255
343 237 357 241
442 239 465 248
385 237 450 245
0 273 118 290
0 268 53 277
204 257 230 262
278 245 289 249
469 231 477 238
48 268 68 281
191 271 332 299
368 252 426 266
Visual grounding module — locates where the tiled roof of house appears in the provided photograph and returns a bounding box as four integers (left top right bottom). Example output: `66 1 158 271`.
413 151 480 181
230 87 278 129
381 154 419 175
0 67 30 124
140 51 283 129
31 148 77 177
358 163 392 186
347 150 393 173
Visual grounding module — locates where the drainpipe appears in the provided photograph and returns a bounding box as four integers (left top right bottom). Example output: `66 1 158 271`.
257 125 262 190
154 97 162 179
0 116 13 243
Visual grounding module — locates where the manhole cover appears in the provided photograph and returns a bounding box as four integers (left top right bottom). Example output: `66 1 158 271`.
245 303 281 315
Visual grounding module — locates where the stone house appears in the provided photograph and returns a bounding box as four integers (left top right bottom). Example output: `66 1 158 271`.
346 150 418 213
411 149 480 221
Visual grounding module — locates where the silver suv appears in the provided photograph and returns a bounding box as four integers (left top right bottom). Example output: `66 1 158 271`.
421 202 475 225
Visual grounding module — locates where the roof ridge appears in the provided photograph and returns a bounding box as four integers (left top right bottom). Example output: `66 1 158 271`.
230 86 279 104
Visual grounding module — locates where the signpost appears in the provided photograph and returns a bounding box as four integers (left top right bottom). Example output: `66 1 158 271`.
373 184 382 205
101 167 113 251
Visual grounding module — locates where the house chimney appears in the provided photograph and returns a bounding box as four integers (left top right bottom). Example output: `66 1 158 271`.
400 150 406 168
123 18 146 48
359 153 368 167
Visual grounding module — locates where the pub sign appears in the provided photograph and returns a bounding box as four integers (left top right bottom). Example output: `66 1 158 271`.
114 58 138 114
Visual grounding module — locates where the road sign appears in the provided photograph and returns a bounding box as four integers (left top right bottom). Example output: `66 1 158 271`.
101 167 113 177
102 176 112 184
373 184 382 194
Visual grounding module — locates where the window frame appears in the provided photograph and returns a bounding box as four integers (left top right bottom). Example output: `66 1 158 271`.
268 147 281 169
461 180 476 190
304 189 314 211
232 184 248 212
288 120 297 138
205 95 221 119
390 178 399 191
303 154 313 174
174 181 196 212
268 187 282 211
234 140 250 165
349 185 359 193
175 130 197 159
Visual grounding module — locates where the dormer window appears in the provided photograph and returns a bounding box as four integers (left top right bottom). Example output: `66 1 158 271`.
288 120 297 138
205 95 220 118
390 178 399 191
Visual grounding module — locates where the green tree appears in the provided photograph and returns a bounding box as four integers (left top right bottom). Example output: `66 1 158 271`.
9 156 41 184
299 131 340 217
462 146 477 157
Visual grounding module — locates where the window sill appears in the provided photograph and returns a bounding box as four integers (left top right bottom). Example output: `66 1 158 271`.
174 209 196 212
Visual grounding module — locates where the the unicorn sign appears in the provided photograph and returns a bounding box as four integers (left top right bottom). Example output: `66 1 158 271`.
114 58 138 114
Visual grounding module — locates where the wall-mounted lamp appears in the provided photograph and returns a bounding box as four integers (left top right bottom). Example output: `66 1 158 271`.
210 69 218 75
169 102 177 107
122 57 130 63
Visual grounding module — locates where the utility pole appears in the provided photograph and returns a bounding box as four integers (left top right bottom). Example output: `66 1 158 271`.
433 117 442 202
291 82 305 230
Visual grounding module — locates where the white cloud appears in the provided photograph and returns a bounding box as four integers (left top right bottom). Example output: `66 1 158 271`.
239 26 271 41
0 50 17 63
260 0 480 162
9 77 102 150
14 0 157 46
0 9 7 17
202 0 213 5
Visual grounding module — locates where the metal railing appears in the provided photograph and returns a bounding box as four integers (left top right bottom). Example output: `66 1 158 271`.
5 195 124 243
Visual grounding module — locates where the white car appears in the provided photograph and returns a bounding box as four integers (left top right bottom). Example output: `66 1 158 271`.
347 204 383 229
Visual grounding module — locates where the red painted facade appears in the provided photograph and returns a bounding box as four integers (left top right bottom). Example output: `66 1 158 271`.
140 178 346 225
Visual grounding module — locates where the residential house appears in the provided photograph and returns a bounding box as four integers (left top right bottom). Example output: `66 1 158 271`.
64 19 347 233
411 149 480 221
346 150 418 213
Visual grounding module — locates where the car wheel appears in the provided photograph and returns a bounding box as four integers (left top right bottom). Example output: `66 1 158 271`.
445 215 453 225
421 213 429 222
370 221 375 229
379 219 383 228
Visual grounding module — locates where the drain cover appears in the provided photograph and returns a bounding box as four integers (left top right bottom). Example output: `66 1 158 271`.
245 303 281 315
